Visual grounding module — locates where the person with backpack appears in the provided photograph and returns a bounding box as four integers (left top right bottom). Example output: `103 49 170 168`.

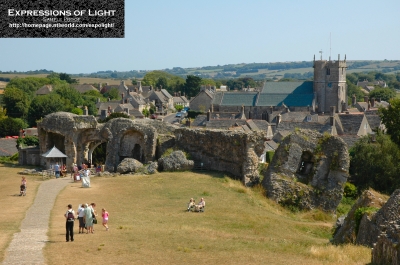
64 204 75 242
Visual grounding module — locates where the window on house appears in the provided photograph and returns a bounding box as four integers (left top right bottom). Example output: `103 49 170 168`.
326 68 330 75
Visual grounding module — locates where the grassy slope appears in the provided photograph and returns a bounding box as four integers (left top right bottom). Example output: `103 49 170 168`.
0 164 43 261
44 171 370 265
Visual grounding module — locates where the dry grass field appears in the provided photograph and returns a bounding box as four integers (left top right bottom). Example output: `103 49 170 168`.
41 171 370 265
0 164 43 261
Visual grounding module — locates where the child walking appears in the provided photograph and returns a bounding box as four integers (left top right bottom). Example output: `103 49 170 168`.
102 208 109 231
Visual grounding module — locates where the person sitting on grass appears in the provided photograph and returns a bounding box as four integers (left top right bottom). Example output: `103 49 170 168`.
195 198 205 212
187 198 195 212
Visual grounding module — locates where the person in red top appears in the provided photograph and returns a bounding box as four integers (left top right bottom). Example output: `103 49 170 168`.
102 208 109 231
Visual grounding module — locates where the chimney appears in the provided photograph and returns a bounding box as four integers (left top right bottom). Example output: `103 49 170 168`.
371 98 375 107
276 114 281 125
83 106 88 115
330 106 336 114
364 96 369 103
330 116 335 126
97 98 101 103
207 110 210 121
352 94 356 106
121 80 125 86
124 108 129 115
267 112 272 123
121 93 124 104
137 81 141 88
368 101 371 110
341 102 346 113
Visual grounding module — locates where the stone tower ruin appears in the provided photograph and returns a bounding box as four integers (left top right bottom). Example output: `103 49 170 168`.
313 54 347 114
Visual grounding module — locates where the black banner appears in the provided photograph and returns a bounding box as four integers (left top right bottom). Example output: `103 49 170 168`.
0 0 124 38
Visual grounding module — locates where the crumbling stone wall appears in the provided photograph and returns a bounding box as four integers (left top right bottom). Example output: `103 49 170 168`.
332 189 387 245
38 112 266 184
261 129 350 212
174 128 267 185
368 189 400 264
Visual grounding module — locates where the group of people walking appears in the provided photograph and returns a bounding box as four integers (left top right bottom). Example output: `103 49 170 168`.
64 202 109 242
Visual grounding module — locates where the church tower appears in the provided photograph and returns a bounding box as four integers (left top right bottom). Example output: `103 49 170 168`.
313 54 347 113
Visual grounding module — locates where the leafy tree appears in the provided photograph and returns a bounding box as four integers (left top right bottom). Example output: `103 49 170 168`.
156 76 168 90
149 103 156 115
347 82 365 103
17 136 39 147
184 75 202 98
379 98 400 146
0 108 7 120
175 105 184 112
3 87 30 118
0 117 27 137
6 77 51 96
53 83 84 110
83 90 103 98
349 132 400 194
27 94 64 126
346 73 358 85
141 71 185 95
59 73 78 84
369 87 396 102
104 87 120 100
70 107 83 115
142 108 150 117
200 78 216 86
98 112 129 123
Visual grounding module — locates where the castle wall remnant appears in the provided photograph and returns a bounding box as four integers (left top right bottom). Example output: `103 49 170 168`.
261 129 350 212
174 128 267 185
37 112 267 184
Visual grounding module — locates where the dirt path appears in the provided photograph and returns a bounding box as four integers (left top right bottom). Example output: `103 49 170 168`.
3 177 71 265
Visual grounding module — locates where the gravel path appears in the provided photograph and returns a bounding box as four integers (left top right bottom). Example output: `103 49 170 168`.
3 177 71 265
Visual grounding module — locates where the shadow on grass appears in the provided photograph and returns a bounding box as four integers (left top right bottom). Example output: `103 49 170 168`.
193 170 235 180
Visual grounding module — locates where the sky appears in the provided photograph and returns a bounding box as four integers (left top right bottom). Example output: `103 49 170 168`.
1 0 400 74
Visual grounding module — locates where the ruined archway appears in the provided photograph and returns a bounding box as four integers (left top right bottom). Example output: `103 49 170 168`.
89 141 107 166
46 132 66 154
119 130 145 162
296 150 314 184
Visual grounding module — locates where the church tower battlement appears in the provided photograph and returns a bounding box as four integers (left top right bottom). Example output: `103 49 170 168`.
313 54 347 114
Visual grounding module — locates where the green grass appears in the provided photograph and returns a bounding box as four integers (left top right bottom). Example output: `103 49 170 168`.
43 171 371 265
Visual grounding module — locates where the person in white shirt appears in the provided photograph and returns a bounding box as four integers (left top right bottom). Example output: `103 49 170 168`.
77 203 86 233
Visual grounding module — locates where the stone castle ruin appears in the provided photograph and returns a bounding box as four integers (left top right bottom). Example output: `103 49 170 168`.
261 129 350 212
38 112 267 185
38 113 350 211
